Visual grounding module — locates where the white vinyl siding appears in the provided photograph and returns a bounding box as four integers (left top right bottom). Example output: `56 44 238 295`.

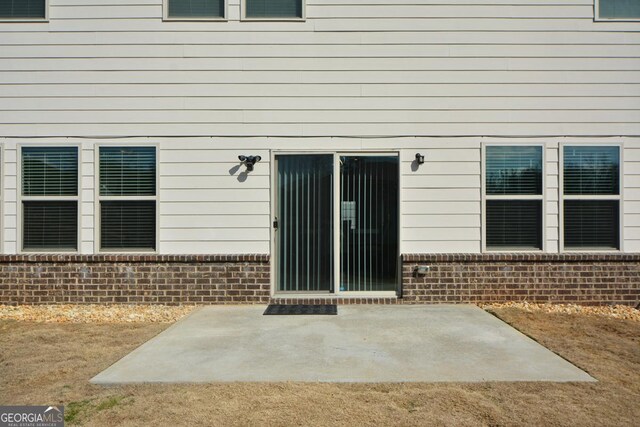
0 1 639 137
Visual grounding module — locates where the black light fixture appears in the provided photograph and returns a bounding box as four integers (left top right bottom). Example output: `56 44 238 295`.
238 155 262 172
415 153 425 165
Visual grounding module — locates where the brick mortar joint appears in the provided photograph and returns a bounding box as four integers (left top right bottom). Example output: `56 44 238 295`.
0 254 270 264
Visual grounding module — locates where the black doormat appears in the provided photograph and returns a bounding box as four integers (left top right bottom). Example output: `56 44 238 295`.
264 304 338 315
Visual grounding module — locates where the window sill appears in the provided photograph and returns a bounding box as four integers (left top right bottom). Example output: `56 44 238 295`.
241 17 306 22
594 17 640 22
0 18 48 23
163 17 227 22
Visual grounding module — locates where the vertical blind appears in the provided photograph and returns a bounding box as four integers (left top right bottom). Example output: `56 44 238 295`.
168 0 225 18
246 0 302 18
277 155 334 292
22 147 78 196
100 147 156 196
0 0 45 18
486 146 542 195
563 146 619 195
486 201 542 249
101 201 157 250
599 0 640 18
564 201 619 249
23 201 78 250
340 156 398 292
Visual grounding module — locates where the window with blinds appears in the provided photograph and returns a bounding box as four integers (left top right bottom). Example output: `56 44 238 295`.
167 0 225 19
598 0 640 19
21 147 78 251
485 146 543 250
245 0 303 19
0 0 46 19
99 147 157 251
563 146 620 250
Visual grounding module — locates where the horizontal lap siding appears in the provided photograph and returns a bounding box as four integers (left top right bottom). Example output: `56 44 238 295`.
0 1 639 137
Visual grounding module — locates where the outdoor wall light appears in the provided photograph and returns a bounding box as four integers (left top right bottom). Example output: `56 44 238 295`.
415 153 425 165
238 155 262 172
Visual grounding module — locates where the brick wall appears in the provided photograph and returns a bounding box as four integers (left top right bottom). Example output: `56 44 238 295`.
1 253 638 306
403 254 640 306
0 255 270 305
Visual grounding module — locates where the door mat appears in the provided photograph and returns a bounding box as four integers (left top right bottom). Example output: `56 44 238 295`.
264 304 338 315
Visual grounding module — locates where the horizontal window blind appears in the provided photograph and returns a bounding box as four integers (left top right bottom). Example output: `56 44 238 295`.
486 146 542 195
486 200 542 250
599 0 640 18
23 201 77 250
168 0 224 18
101 201 156 250
564 201 619 249
246 0 302 18
100 147 156 196
22 147 78 197
0 0 45 18
564 146 619 195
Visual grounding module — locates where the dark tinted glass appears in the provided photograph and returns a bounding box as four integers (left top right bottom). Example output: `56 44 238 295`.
246 0 302 18
0 0 45 18
101 201 156 250
486 146 542 195
486 200 542 249
22 147 78 197
100 147 156 196
168 0 224 18
23 201 77 250
564 146 619 195
564 200 619 249
599 0 640 18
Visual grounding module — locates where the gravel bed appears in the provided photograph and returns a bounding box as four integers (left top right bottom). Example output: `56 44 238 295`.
481 302 640 322
0 304 197 323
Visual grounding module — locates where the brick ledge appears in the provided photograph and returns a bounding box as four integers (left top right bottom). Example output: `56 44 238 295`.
0 254 269 263
402 253 640 263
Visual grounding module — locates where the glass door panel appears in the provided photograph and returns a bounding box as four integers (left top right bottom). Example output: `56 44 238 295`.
276 155 334 292
340 156 399 292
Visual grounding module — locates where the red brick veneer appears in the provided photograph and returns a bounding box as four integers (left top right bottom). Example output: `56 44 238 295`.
0 253 638 306
402 253 640 306
0 255 270 305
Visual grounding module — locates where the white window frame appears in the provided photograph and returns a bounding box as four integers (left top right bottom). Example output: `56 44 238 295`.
241 0 306 21
595 0 640 22
0 0 48 22
481 143 546 253
95 143 159 254
163 0 228 21
559 142 624 252
17 143 81 254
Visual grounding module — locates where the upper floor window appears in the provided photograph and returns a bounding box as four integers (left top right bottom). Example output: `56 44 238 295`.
165 0 225 20
596 0 640 20
244 0 303 20
562 146 620 250
0 0 46 20
484 146 543 251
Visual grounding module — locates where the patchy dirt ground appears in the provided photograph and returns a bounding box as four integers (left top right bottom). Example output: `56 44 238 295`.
0 307 638 426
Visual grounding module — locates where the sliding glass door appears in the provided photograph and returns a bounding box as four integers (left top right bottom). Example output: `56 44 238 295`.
340 156 399 292
275 153 399 294
276 155 334 292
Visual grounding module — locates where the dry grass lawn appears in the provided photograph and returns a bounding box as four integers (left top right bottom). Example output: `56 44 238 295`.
1 307 639 426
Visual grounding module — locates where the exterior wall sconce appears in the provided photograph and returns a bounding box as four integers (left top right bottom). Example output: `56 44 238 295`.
238 155 262 172
415 153 425 165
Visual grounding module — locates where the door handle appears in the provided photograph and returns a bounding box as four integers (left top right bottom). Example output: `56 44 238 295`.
273 217 278 230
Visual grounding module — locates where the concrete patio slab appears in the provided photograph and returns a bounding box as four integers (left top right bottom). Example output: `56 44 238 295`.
91 305 595 384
